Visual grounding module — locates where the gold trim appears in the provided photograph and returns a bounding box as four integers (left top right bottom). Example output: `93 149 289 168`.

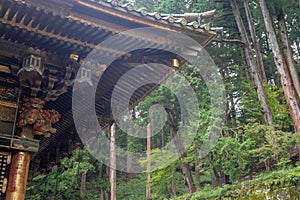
0 101 17 109
0 65 11 74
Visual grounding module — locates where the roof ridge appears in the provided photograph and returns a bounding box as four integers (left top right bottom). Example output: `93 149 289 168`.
86 0 220 32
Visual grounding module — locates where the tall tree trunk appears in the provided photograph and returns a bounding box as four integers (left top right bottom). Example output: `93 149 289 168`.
167 110 196 194
161 128 165 148
230 0 273 125
194 146 201 189
209 154 220 187
242 50 251 80
161 128 168 195
80 171 87 199
105 190 110 200
296 41 300 58
99 164 105 200
277 7 300 100
127 110 135 177
243 0 267 83
171 166 176 196
101 188 105 200
259 0 300 133
146 123 151 200
127 136 133 177
110 123 117 200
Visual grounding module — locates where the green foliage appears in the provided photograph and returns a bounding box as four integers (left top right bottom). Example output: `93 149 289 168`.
237 82 264 124
264 84 291 129
190 166 300 200
26 149 108 200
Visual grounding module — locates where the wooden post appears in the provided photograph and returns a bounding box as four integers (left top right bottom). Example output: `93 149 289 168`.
146 123 152 199
6 126 33 200
110 123 116 200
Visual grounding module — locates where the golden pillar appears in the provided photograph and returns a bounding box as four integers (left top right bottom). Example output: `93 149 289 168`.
6 99 60 200
6 152 31 199
6 126 33 200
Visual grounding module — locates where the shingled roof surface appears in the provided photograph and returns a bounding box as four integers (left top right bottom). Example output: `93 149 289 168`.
83 0 217 31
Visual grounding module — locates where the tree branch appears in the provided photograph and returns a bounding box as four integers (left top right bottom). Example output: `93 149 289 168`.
213 39 245 45
225 87 256 123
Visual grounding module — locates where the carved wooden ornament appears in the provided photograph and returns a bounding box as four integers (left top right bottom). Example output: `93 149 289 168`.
17 98 60 137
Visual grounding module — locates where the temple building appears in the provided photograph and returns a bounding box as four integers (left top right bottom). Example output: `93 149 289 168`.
0 0 219 199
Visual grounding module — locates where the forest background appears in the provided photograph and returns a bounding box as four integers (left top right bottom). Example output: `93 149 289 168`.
26 0 300 199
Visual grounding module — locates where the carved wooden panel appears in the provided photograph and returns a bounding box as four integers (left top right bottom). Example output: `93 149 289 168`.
0 88 18 103
0 86 17 127
0 106 15 123
0 122 13 135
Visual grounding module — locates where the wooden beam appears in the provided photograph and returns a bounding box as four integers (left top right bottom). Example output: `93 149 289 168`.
0 12 124 56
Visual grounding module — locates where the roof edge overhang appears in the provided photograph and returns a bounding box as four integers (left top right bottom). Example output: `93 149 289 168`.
19 0 217 47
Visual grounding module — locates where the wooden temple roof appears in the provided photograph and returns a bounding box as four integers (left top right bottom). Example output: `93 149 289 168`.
0 0 218 160
0 0 217 55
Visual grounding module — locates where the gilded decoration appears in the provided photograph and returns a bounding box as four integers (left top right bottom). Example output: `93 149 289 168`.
17 98 60 138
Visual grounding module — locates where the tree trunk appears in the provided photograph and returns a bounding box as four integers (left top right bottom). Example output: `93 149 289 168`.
243 0 267 83
161 128 168 195
194 146 201 189
105 190 110 200
127 137 133 177
98 164 105 200
296 41 300 59
171 166 176 196
161 127 165 147
101 188 105 200
146 123 151 200
195 164 201 189
259 0 300 133
181 162 196 194
168 110 196 194
209 154 220 187
163 181 168 195
242 50 251 80
80 171 87 199
127 110 135 177
277 7 300 100
110 123 116 200
230 0 273 126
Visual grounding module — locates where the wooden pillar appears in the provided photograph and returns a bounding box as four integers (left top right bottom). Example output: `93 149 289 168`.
146 123 151 199
110 123 116 200
6 98 60 200
6 125 33 200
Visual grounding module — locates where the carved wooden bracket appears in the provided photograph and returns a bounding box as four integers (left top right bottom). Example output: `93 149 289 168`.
17 98 60 138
